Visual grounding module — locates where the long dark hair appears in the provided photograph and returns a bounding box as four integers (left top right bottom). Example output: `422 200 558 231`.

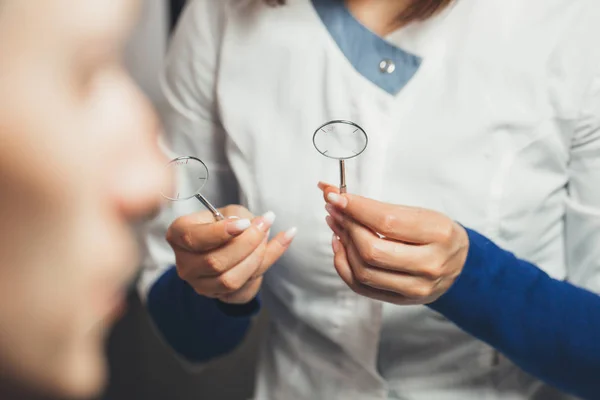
264 0 454 25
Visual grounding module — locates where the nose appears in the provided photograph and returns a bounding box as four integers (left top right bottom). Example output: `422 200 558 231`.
114 115 169 223
116 152 166 223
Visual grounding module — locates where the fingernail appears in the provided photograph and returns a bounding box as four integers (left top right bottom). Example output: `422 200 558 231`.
226 218 251 235
332 234 341 253
278 227 298 245
284 227 298 240
264 211 276 224
256 211 276 231
327 192 347 208
325 215 340 236
325 204 344 223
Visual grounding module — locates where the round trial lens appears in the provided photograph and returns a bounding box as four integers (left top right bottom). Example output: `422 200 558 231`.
161 156 225 221
313 120 368 193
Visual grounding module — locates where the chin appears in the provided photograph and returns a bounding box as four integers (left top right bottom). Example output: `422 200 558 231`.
50 332 110 399
57 355 107 399
65 360 108 398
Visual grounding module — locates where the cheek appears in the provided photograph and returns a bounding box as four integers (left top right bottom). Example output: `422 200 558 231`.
83 71 156 153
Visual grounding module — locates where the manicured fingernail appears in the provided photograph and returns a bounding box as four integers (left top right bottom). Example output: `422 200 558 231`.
327 192 347 208
226 218 251 234
325 204 344 223
278 227 298 245
284 227 298 240
256 211 276 231
263 211 276 224
325 215 341 236
332 234 341 253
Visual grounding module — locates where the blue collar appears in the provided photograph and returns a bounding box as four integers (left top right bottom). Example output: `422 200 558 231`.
312 0 422 95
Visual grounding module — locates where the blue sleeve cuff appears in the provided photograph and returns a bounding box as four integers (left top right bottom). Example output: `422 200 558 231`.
429 227 490 312
216 297 261 317
146 266 260 362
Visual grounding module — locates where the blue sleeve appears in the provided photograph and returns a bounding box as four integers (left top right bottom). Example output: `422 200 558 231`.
429 228 600 399
146 266 260 363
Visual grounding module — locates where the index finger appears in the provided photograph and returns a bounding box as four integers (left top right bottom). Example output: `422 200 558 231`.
167 207 255 253
322 188 448 244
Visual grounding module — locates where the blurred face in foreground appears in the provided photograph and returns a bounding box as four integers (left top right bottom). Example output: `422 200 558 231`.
0 0 165 397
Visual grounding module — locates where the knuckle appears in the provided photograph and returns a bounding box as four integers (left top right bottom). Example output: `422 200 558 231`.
203 254 225 274
165 224 179 247
422 266 440 280
422 258 444 279
180 231 195 251
219 274 244 292
378 214 399 235
250 228 266 244
353 266 373 286
409 284 434 299
165 227 175 246
359 245 376 265
359 241 385 265
435 219 455 243
167 216 194 247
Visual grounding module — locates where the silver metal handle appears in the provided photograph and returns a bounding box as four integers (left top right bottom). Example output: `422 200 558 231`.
339 159 347 194
194 194 225 221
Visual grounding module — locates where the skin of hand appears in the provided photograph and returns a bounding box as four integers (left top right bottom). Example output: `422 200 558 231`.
166 205 297 304
318 182 469 305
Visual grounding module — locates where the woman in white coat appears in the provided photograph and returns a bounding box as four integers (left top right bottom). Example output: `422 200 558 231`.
141 0 600 399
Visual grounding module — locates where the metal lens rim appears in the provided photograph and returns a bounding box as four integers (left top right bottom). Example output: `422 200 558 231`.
161 155 210 201
312 119 369 160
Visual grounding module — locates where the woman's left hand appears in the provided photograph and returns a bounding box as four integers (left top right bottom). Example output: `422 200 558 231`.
318 182 470 305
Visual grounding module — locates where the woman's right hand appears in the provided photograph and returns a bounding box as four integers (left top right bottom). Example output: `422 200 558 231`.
166 205 297 304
